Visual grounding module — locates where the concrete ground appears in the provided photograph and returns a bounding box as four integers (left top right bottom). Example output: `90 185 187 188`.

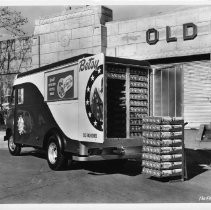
0 130 211 203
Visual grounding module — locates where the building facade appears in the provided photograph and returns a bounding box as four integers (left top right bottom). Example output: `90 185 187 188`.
19 5 211 146
106 6 211 131
31 6 111 68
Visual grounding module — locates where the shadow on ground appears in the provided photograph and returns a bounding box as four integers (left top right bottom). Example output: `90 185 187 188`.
185 148 211 179
20 149 142 176
19 148 211 179
76 160 142 176
149 148 211 182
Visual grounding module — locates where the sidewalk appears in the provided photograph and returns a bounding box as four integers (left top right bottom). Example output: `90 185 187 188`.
0 131 7 149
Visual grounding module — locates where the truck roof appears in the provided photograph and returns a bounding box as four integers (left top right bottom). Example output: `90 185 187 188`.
17 53 151 79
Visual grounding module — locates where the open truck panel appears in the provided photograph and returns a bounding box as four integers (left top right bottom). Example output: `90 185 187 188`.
4 53 151 169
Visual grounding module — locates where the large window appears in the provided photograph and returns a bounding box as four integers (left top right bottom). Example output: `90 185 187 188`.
154 65 183 117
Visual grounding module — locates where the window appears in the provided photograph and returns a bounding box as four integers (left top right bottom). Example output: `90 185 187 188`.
154 65 183 117
18 88 24 104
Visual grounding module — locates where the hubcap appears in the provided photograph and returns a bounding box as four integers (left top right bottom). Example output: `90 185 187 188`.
48 142 58 164
9 136 16 152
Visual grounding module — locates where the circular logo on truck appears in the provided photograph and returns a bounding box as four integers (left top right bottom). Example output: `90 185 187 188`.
85 65 103 131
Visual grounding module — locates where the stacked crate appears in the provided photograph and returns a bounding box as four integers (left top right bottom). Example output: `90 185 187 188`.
129 68 148 138
142 116 186 180
106 66 150 139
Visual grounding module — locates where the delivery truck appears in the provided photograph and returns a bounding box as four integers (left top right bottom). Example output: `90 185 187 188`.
4 53 151 170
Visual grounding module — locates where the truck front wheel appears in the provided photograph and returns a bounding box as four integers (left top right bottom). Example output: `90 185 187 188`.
8 135 21 156
47 134 67 170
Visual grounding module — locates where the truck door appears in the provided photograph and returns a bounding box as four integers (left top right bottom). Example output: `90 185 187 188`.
78 53 104 143
14 87 26 145
14 84 47 147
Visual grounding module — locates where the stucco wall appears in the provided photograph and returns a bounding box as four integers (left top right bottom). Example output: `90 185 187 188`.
106 6 211 60
32 6 112 68
32 6 211 67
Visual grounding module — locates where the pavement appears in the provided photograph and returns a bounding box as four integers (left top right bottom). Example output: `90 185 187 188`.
0 148 211 203
0 130 211 203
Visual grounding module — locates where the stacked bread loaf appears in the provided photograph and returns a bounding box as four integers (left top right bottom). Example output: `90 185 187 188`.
130 68 148 138
107 72 126 80
142 116 184 178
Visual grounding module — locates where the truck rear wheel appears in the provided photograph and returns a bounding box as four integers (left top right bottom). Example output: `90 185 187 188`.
47 134 67 170
8 135 21 156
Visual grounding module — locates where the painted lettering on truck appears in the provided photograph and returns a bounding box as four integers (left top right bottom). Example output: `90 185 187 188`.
79 57 99 72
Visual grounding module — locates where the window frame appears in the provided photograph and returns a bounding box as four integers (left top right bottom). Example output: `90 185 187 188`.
17 88 24 105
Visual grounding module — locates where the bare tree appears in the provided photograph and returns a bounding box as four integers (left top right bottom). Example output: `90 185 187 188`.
0 7 28 36
0 7 32 118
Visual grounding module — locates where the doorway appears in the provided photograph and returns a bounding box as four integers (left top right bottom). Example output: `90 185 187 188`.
153 65 183 117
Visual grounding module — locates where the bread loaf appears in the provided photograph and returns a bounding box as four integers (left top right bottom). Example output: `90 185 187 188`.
143 167 182 177
143 139 182 146
142 116 184 125
142 153 182 161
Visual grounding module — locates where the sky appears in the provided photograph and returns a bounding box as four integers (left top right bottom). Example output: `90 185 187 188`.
0 0 209 37
3 4 201 36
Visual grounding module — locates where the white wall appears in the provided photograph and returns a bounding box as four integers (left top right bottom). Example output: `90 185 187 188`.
106 6 211 60
32 6 112 68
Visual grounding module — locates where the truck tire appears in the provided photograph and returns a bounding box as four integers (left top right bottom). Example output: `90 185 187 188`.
47 134 67 170
8 135 21 156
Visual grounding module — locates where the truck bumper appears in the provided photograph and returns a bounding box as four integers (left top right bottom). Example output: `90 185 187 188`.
72 146 142 161
72 153 142 161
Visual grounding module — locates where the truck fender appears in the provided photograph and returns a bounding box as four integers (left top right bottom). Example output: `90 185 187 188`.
43 128 66 153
